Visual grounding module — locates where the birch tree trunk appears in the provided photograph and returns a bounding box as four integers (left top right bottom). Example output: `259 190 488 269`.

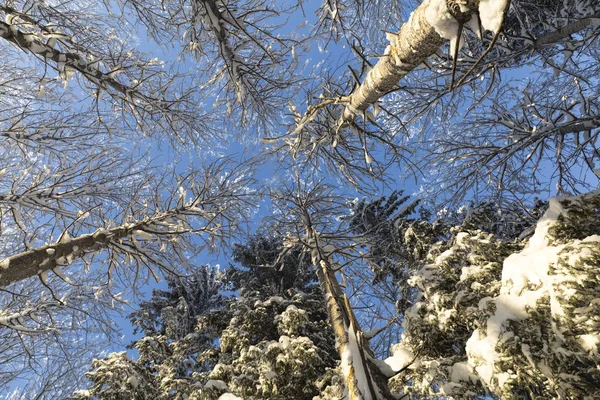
0 209 177 288
0 21 136 98
0 226 131 287
303 219 392 400
0 199 232 287
343 0 478 120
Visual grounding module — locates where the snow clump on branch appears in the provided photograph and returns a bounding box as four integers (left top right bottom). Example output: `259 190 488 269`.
387 190 600 398
424 0 509 50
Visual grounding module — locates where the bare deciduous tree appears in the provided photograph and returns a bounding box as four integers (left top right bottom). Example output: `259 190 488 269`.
0 155 257 395
268 177 397 399
111 0 307 127
0 1 217 144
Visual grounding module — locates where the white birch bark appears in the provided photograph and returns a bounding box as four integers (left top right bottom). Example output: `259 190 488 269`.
0 200 225 287
0 213 164 288
343 0 478 120
0 21 135 98
303 218 392 399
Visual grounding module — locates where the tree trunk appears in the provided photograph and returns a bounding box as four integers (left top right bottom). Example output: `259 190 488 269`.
305 225 392 400
534 10 600 48
343 0 478 120
0 203 201 287
0 227 127 288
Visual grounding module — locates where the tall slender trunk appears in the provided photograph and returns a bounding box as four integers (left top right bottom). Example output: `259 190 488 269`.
304 223 392 399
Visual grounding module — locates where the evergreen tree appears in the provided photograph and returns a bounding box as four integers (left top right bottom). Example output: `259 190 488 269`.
75 191 600 399
451 199 548 241
129 267 225 340
73 265 224 399
74 235 339 400
194 234 339 399
385 191 600 399
196 289 338 400
227 234 315 295
344 190 447 356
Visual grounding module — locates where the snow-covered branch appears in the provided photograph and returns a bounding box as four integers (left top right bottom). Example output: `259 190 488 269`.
0 159 257 288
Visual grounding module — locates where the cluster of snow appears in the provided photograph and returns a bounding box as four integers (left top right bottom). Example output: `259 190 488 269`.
275 304 309 336
127 375 139 389
204 379 228 391
380 345 415 375
424 0 465 51
340 321 375 400
478 0 509 33
253 296 285 309
217 394 242 400
466 194 600 393
133 230 154 241
422 0 509 52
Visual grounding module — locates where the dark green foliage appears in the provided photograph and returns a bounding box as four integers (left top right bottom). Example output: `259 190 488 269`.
185 231 338 399
387 228 520 399
344 190 540 315
505 0 566 37
345 190 443 284
205 289 338 400
75 232 338 400
388 192 600 399
401 230 523 359
129 266 224 340
228 234 315 295
457 199 547 240
549 194 600 244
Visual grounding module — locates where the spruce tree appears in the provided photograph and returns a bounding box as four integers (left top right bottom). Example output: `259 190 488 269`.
74 235 339 400
386 192 600 399
73 266 225 399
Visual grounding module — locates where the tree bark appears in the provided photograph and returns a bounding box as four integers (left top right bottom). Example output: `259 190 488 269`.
344 1 600 120
0 20 148 101
0 203 203 287
534 11 600 49
343 0 478 120
304 221 392 400
0 226 130 288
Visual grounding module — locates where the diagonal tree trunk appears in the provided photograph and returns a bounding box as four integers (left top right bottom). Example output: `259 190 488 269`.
343 0 599 121
0 224 135 288
343 0 478 120
0 201 224 288
0 20 134 98
534 10 600 48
